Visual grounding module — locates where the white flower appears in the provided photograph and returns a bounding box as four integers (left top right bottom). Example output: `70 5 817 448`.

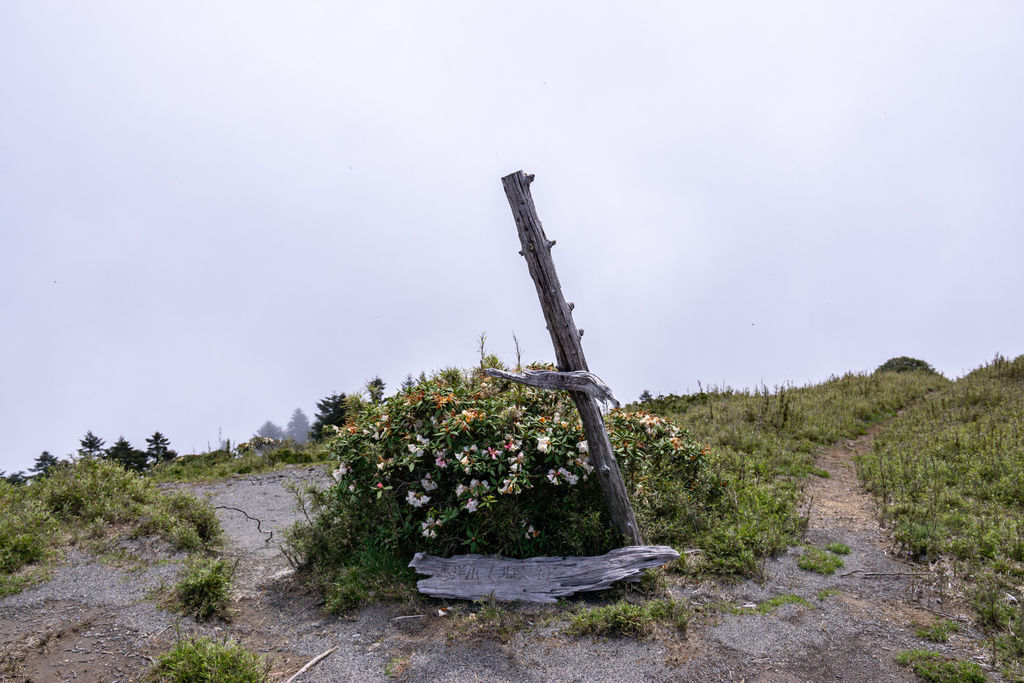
537 436 551 453
525 524 537 539
421 516 440 538
465 498 478 513
577 440 589 453
547 469 560 485
421 474 438 491
406 490 430 508
498 478 515 495
332 463 350 481
348 484 355 492
456 483 468 497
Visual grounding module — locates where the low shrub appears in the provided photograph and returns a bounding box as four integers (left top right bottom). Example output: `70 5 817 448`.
875 356 938 374
293 363 716 573
0 484 57 575
0 459 221 596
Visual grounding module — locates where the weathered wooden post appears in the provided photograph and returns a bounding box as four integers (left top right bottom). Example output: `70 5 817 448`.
408 172 677 602
498 170 643 545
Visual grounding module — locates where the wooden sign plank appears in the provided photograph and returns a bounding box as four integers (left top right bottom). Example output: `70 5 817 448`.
500 171 643 545
410 546 680 603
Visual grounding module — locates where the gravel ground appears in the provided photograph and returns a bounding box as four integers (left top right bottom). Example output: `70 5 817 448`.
0 438 1005 681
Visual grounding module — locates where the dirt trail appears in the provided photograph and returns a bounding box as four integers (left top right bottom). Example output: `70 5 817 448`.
0 425 1002 681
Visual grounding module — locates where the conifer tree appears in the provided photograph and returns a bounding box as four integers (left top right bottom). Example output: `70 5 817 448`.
145 432 177 464
401 374 415 391
30 451 60 477
366 376 385 403
285 408 310 445
310 392 348 441
5 471 27 486
254 421 285 440
106 436 149 472
78 431 105 458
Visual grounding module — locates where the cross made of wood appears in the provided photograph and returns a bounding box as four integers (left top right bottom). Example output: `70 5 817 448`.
489 170 644 546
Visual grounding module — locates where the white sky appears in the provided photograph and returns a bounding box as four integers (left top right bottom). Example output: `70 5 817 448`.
2 2 1022 473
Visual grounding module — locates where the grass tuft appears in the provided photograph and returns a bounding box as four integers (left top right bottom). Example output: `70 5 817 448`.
150 636 269 682
797 547 844 575
894 649 985 683
172 556 234 621
566 598 690 638
915 619 959 643
825 542 851 555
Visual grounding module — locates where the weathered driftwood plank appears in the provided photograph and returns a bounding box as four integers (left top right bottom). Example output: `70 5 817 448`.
410 546 679 603
501 170 643 545
483 368 620 409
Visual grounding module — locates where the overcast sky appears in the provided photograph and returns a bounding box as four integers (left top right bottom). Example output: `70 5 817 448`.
2 2 1022 473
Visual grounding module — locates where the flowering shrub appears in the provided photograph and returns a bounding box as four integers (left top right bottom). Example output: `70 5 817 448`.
319 365 715 560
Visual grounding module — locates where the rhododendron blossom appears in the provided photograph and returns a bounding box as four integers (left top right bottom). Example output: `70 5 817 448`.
406 490 430 507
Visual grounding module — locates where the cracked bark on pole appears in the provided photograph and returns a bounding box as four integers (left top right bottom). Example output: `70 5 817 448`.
500 170 644 545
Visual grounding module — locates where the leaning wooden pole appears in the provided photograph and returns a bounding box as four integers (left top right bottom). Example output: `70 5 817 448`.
500 170 644 545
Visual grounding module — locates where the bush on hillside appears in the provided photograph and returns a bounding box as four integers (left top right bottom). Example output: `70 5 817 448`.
291 363 718 578
876 356 937 374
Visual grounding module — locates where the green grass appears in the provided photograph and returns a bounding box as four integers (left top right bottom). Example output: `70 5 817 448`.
825 542 851 555
150 636 270 682
148 444 329 483
0 458 221 596
894 649 985 682
641 370 947 576
734 593 813 615
797 546 845 575
173 556 234 621
858 354 1024 676
566 598 690 638
816 588 841 601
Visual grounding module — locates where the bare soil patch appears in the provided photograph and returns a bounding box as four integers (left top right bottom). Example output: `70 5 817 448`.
0 429 1002 681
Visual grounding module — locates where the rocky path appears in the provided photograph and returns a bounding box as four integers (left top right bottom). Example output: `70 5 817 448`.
0 426 1003 681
